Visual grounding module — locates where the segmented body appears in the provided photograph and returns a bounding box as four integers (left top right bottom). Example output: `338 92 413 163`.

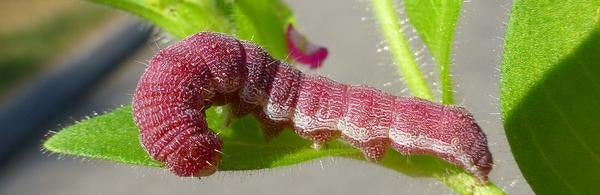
132 32 492 182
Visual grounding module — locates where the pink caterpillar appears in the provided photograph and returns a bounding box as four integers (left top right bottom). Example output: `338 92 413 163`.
132 32 493 182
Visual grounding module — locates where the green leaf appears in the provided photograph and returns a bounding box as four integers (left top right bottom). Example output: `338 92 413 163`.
88 0 231 38
90 0 294 60
501 1 600 194
232 0 294 59
404 0 462 104
44 106 502 194
44 106 161 167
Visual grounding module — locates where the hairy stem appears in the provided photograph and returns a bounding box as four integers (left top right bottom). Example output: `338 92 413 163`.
440 54 455 104
371 0 433 100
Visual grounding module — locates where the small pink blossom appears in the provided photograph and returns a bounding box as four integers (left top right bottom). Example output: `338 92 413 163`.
286 24 328 69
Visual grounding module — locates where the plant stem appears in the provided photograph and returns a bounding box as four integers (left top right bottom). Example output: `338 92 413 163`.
371 0 433 101
440 56 455 104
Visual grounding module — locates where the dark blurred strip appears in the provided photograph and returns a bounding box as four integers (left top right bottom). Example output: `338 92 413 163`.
0 17 150 165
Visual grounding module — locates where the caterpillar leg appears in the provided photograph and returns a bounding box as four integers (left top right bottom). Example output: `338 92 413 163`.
336 86 395 161
252 110 288 142
229 98 257 118
292 126 341 150
341 136 389 161
292 76 345 149
228 98 285 141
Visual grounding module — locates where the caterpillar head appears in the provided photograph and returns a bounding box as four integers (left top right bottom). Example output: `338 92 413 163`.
165 131 223 177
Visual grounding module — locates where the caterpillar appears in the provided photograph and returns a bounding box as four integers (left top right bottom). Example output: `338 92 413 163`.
132 32 493 182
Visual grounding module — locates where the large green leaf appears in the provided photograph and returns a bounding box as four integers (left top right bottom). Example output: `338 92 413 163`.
501 1 600 194
45 106 502 194
404 0 463 104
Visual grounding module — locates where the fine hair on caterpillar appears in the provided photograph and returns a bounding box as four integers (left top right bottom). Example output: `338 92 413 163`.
132 32 493 183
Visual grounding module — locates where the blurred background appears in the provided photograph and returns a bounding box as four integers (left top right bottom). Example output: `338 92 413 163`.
0 0 533 194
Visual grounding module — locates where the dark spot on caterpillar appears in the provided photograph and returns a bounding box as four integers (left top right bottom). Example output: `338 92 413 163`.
132 32 493 183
